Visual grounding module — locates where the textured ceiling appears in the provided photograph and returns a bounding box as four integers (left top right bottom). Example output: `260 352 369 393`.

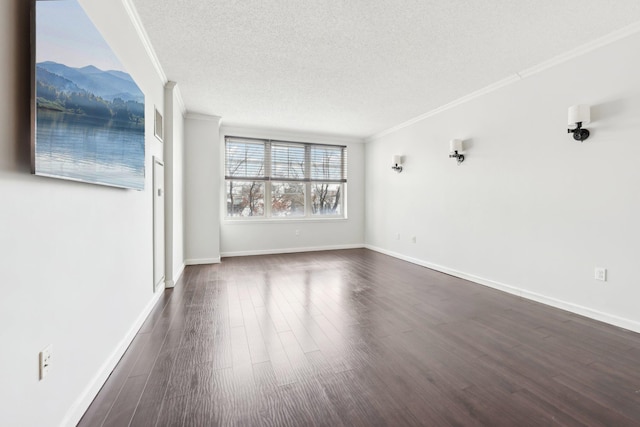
130 0 640 138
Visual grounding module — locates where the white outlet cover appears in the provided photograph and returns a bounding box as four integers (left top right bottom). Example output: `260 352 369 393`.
594 267 607 282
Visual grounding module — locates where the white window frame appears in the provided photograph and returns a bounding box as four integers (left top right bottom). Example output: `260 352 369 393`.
224 136 347 221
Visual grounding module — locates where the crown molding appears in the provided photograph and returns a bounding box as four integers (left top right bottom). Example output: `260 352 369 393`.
173 85 187 116
122 0 189 116
185 112 222 122
121 0 166 84
220 123 365 145
367 75 521 142
519 20 640 78
366 21 640 142
165 81 187 116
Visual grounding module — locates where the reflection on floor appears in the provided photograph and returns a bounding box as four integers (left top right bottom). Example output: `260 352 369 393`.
80 249 640 426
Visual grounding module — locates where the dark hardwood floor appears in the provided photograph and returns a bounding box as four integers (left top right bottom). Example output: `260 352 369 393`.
79 249 640 426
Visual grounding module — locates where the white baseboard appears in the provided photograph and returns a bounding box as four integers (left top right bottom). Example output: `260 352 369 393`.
365 245 640 335
60 289 164 427
221 243 364 258
173 263 185 285
165 263 185 288
154 275 165 293
185 257 221 265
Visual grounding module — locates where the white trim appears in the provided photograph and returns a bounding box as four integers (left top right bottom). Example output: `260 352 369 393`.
221 243 364 258
173 263 185 286
221 124 365 145
164 81 186 117
163 263 185 288
59 290 164 427
120 0 166 84
185 112 222 122
224 217 347 225
174 85 187 117
366 21 640 142
365 245 640 335
154 275 165 293
185 257 221 265
368 75 521 141
518 21 640 78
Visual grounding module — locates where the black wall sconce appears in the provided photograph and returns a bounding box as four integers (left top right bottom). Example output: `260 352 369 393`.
567 104 591 141
449 139 465 165
391 155 403 172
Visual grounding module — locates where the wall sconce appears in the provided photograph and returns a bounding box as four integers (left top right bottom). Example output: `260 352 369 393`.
449 139 465 165
391 155 403 172
567 104 590 141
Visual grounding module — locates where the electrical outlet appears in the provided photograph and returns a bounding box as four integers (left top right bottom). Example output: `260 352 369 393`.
411 236 417 243
295 229 300 236
395 233 400 240
39 345 52 380
594 267 607 282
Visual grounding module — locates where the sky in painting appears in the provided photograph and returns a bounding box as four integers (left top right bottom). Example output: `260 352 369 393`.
36 0 126 72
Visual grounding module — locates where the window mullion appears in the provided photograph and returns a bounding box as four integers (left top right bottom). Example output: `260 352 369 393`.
304 145 311 217
265 181 272 218
341 147 346 182
265 141 272 218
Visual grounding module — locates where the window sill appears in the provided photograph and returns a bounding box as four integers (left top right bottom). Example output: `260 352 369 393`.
223 217 348 225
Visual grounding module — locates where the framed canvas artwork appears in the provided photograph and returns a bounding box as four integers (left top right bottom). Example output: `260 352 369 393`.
31 0 145 190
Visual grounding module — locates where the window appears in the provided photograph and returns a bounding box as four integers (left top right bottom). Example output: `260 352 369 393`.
225 136 347 219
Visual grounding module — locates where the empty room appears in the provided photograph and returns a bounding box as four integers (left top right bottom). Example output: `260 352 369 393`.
2 0 640 426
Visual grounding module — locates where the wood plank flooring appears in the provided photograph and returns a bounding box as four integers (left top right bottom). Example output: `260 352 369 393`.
78 249 640 426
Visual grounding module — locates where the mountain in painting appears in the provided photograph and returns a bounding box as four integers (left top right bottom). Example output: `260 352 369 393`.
36 66 83 94
36 61 144 124
37 61 144 103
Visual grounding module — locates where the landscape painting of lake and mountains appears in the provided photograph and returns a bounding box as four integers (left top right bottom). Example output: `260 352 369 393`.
33 0 145 190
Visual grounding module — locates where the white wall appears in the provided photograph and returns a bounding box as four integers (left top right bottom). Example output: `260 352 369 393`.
164 82 186 286
219 126 365 256
365 31 640 333
172 91 186 282
184 113 222 264
0 0 166 425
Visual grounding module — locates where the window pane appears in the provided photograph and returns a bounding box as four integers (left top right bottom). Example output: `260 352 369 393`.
225 136 347 220
310 146 345 182
226 180 265 217
311 183 342 215
226 140 265 179
271 143 305 180
272 182 305 217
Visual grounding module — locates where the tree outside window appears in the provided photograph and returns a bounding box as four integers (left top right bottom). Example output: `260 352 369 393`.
225 136 347 219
